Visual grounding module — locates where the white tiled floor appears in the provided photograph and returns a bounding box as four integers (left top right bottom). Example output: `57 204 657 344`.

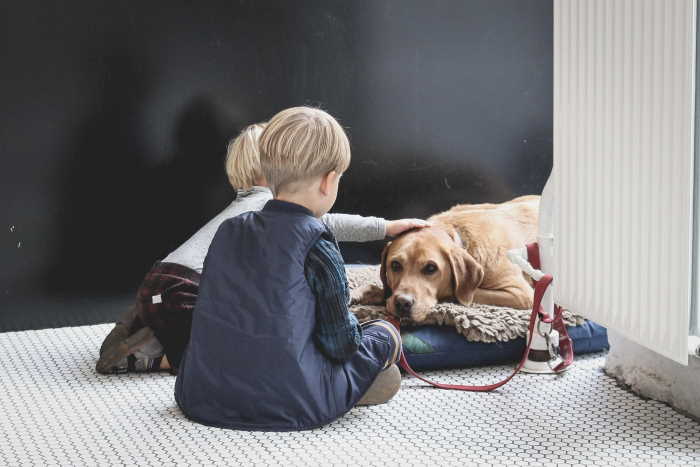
1 324 698 466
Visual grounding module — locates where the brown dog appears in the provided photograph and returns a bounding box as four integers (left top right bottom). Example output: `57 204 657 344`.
380 195 539 323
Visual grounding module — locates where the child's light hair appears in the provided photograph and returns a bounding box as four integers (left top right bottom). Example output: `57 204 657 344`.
259 106 351 195
225 122 267 190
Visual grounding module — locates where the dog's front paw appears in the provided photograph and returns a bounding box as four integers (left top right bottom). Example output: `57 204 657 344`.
350 284 386 305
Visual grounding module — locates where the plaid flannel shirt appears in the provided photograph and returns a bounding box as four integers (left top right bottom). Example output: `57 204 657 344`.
305 232 362 361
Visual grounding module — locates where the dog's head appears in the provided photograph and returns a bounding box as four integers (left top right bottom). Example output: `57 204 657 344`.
380 225 484 323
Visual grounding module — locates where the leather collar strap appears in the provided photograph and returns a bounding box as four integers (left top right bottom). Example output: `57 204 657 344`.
389 244 574 391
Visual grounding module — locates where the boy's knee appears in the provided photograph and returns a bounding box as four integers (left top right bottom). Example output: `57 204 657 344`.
361 319 402 368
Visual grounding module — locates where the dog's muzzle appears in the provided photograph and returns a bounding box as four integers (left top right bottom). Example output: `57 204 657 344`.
393 294 415 317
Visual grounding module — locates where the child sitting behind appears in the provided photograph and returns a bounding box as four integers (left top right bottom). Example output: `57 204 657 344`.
96 120 425 375
175 107 407 431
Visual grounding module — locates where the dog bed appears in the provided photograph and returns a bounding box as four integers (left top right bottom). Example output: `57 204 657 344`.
398 320 608 370
346 266 609 370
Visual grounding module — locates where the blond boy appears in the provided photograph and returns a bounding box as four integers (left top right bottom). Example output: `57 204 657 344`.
174 107 411 431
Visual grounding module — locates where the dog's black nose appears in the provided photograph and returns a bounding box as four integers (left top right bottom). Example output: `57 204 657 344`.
394 294 414 316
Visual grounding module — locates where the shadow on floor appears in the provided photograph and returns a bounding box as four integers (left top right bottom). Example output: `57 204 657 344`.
0 294 132 332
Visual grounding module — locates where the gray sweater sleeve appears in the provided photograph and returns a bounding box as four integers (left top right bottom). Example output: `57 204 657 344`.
321 213 387 242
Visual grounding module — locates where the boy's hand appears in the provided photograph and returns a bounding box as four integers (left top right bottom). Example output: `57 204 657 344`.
386 218 431 238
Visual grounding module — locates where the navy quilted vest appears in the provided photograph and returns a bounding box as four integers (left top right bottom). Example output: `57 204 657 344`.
174 200 352 431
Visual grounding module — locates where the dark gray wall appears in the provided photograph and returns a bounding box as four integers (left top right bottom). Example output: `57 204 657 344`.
1 0 552 328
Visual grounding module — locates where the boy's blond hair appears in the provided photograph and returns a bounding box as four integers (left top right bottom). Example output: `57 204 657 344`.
259 107 351 195
225 123 267 190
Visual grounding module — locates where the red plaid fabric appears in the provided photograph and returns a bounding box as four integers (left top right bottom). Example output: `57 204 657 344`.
132 261 201 371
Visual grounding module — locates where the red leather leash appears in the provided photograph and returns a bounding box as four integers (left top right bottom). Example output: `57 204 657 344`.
388 243 574 391
525 242 574 373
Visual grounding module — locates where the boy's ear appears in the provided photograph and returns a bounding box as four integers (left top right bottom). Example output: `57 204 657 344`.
319 171 337 196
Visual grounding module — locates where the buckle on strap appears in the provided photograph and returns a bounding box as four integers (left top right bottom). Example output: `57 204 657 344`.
536 318 563 369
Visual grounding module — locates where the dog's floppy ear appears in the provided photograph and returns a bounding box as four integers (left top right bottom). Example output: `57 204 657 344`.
379 242 392 299
448 247 484 306
445 225 463 248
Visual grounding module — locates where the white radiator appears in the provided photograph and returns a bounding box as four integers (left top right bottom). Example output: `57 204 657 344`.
552 0 697 364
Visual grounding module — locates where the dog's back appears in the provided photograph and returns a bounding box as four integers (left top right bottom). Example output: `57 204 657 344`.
429 195 539 247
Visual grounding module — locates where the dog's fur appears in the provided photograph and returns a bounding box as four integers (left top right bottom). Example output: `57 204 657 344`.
379 195 539 323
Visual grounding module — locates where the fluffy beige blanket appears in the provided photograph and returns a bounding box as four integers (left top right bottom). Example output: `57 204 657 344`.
347 266 585 343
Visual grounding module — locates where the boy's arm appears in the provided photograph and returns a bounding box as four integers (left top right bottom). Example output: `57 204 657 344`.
305 233 362 361
321 213 386 242
321 213 431 242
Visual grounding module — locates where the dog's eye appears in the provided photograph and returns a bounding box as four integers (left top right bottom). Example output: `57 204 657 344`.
423 263 438 275
390 260 402 272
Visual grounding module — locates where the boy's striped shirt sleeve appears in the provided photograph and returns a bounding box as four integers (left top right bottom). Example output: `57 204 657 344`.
305 233 362 361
